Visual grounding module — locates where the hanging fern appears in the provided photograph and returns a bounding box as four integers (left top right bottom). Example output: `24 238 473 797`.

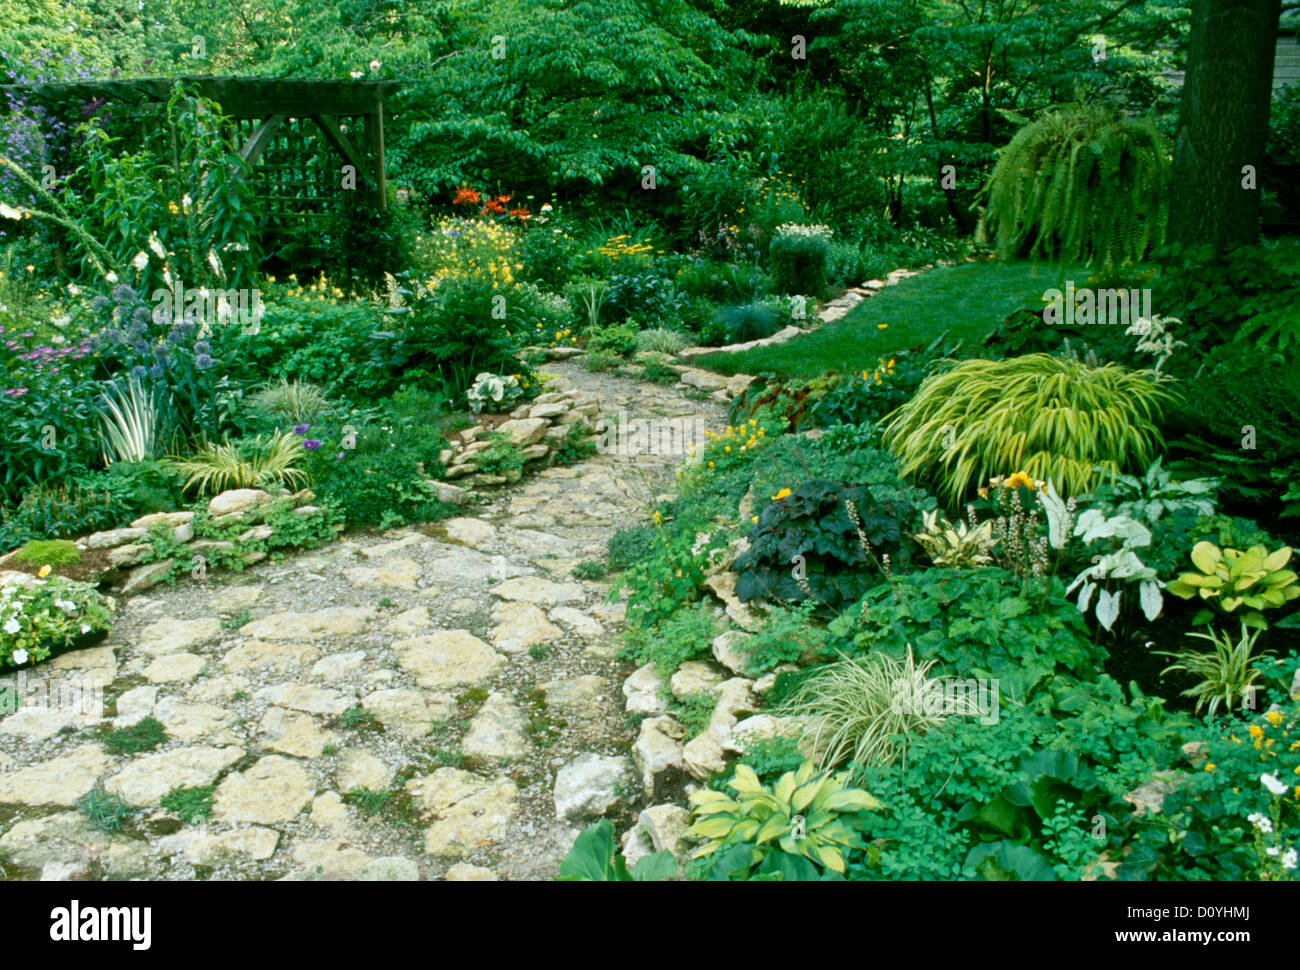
983 105 1171 267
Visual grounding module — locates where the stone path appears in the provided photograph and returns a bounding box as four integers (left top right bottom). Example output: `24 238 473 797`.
0 361 726 881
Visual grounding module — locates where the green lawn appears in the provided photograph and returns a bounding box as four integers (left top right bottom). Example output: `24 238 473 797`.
693 259 1092 380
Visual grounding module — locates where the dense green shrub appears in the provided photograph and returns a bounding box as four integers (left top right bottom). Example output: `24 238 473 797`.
768 225 831 294
715 302 784 344
320 200 413 295
830 567 1104 700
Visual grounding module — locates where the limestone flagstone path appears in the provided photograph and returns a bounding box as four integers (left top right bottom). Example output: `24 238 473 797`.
0 361 726 881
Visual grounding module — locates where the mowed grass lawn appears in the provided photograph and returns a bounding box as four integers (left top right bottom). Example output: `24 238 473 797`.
693 258 1092 380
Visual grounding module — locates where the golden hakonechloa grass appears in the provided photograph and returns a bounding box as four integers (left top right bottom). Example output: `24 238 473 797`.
880 353 1176 507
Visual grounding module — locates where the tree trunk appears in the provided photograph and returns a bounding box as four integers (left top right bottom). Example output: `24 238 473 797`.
1169 0 1282 250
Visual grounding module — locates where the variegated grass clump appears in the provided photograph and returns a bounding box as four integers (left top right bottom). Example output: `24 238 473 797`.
247 378 330 426
880 353 1175 507
96 377 160 464
170 431 310 496
778 646 974 770
1156 622 1271 717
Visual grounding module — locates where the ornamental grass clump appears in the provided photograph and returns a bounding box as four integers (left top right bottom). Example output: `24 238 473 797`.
880 353 1174 507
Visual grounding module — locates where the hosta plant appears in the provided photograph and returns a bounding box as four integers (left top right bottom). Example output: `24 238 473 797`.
1156 622 1271 716
687 762 882 878
913 508 995 568
466 371 524 415
1 573 115 668
1166 542 1300 629
880 354 1174 508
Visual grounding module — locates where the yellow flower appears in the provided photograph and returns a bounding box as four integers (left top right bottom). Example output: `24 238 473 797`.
1250 724 1265 740
751 515 759 524
1267 710 1284 727
772 488 792 501
1205 763 1216 772
37 565 52 578
877 324 888 330
724 445 731 453
708 461 715 468
1003 471 1038 491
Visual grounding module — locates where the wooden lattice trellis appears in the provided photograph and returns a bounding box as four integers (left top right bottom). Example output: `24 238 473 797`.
0 76 400 223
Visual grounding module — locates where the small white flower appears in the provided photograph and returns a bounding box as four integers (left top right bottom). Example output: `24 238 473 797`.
105 270 118 284
350 70 363 79
80 623 91 634
132 250 149 271
1262 772 1289 796
1283 849 1297 870
1267 846 1280 857
148 233 167 259
11 649 27 664
3 618 18 635
369 59 381 72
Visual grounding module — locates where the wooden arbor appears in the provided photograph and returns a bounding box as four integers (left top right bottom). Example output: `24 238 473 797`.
1 76 401 215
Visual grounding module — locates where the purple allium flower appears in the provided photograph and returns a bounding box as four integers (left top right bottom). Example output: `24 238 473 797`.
111 283 136 305
148 364 163 379
131 364 148 379
303 439 322 451
195 353 213 371
193 340 210 355
131 306 151 326
90 295 111 313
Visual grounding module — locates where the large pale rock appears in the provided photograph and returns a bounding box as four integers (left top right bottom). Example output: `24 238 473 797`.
240 607 376 641
0 743 109 806
361 856 421 881
221 639 320 673
344 558 421 589
289 839 373 876
489 576 584 607
255 684 351 717
683 731 729 780
142 652 205 684
338 749 394 791
208 488 271 518
394 631 503 689
554 754 629 823
731 715 812 757
541 675 606 722
622 804 692 869
439 517 493 548
670 661 725 701
497 417 548 445
137 617 223 656
153 826 280 865
528 402 569 419
444 863 497 881
406 769 517 857
704 573 763 632
105 745 244 807
310 650 366 682
131 510 195 530
111 685 159 727
152 697 238 744
462 693 528 760
362 688 453 739
711 630 753 676
213 755 315 824
0 812 110 869
548 606 603 639
84 527 148 549
489 601 562 653
260 708 339 758
385 607 433 635
632 716 687 799
623 663 668 716
49 644 117 685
